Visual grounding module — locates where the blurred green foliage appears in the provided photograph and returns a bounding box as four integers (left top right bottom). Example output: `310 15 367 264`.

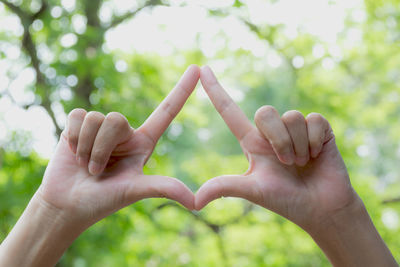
0 0 400 266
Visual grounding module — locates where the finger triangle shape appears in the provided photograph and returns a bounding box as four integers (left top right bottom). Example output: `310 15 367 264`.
194 65 340 227
60 65 202 213
194 66 258 210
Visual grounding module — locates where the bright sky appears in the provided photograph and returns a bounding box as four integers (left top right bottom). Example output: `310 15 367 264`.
106 0 364 54
0 0 364 159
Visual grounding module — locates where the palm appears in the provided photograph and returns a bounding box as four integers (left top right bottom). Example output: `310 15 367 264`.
196 66 356 230
40 132 152 223
37 65 199 225
240 128 353 228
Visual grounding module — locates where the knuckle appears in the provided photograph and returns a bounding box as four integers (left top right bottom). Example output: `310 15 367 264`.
306 112 325 124
161 101 178 119
282 110 305 124
85 111 105 124
255 105 279 123
105 112 128 130
215 93 232 115
68 108 86 119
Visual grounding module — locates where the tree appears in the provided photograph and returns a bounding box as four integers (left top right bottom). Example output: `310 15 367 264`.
0 0 399 265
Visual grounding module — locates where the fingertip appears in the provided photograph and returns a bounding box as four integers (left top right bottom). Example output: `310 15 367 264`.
176 186 195 211
255 105 279 121
194 195 213 211
254 106 280 135
270 139 295 166
185 194 196 211
162 177 195 211
311 146 322 158
310 149 317 158
194 199 206 211
295 155 309 167
68 108 87 119
278 153 295 165
194 181 211 211
194 189 206 211
200 65 211 72
88 161 104 176
175 64 201 96
186 64 200 77
194 177 227 210
200 65 217 86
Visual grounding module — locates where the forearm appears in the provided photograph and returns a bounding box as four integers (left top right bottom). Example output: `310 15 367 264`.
0 192 83 267
309 197 398 267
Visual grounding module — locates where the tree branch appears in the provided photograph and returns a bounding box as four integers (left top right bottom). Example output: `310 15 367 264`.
84 0 102 27
107 6 146 29
106 0 165 30
152 201 233 266
32 0 48 21
383 197 400 204
1 0 62 136
154 201 253 233
0 0 27 23
72 0 168 111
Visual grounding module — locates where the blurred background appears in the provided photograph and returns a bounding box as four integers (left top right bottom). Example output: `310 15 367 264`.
0 0 399 266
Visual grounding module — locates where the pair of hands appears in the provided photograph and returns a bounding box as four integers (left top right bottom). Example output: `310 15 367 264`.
38 64 357 233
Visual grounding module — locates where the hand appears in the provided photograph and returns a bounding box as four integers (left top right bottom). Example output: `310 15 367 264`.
195 66 357 231
38 65 199 229
196 66 398 267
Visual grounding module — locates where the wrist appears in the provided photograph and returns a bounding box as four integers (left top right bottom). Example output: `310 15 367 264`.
0 191 84 267
307 193 366 239
307 194 397 266
31 189 87 237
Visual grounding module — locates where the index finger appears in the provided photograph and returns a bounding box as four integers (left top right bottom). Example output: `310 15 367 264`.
138 65 200 143
200 66 254 141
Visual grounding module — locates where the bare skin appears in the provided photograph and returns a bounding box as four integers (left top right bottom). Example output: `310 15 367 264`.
0 64 397 267
0 65 200 267
195 65 398 267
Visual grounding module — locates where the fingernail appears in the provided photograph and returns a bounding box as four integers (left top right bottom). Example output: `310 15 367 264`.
281 153 294 165
311 145 322 158
88 161 102 176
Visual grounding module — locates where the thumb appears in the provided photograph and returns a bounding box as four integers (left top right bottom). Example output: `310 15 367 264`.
195 175 259 210
126 175 195 210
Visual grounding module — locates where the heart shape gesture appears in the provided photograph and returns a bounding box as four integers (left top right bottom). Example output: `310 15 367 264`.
38 65 199 228
4 66 397 267
195 66 357 232
37 63 357 234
